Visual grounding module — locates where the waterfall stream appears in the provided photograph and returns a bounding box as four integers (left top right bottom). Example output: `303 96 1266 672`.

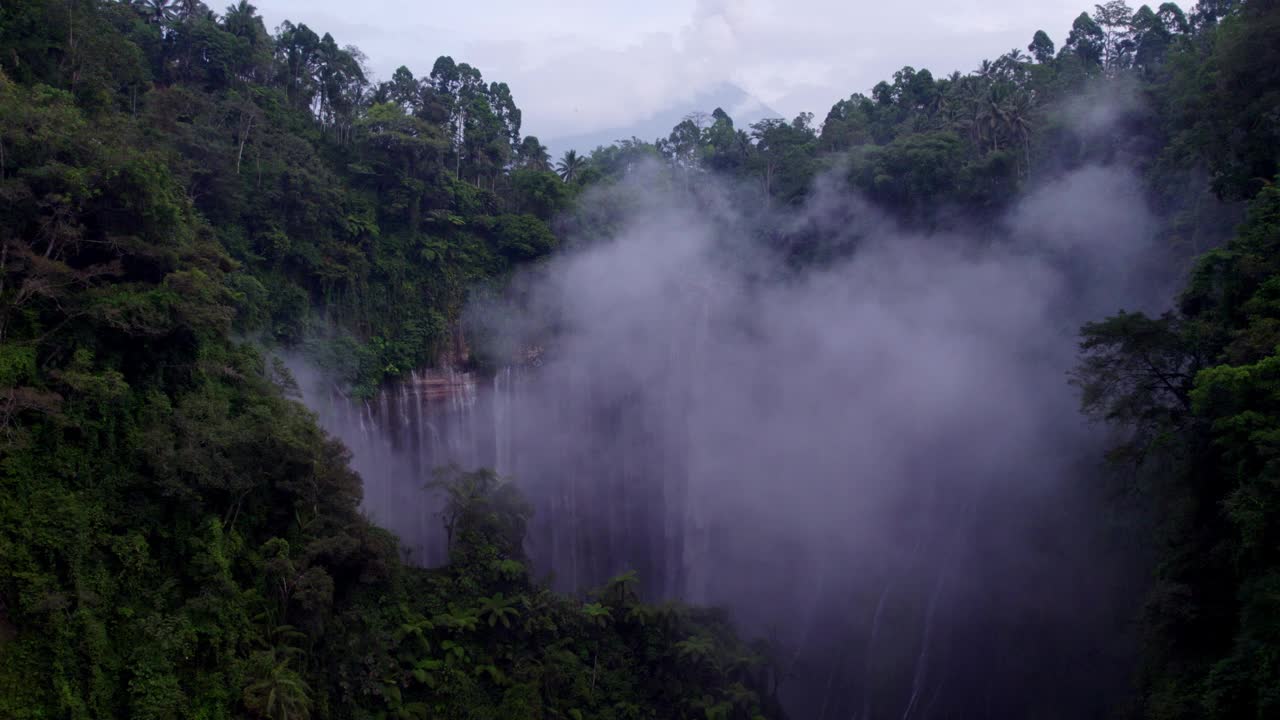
298 358 701 598
289 220 1140 718
295 352 981 718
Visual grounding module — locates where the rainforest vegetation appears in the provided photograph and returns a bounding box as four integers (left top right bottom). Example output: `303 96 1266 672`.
0 0 1278 718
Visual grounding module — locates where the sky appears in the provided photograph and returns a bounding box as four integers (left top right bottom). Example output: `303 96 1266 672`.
258 0 1091 141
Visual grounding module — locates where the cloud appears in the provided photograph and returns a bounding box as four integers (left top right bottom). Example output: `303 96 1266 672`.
290 80 1166 714
259 0 1094 137
441 156 1158 716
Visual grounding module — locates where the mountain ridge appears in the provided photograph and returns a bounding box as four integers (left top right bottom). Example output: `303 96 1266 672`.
544 80 781 157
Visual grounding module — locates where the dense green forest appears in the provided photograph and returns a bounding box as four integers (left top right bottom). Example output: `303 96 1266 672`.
0 0 1278 718
0 2 778 718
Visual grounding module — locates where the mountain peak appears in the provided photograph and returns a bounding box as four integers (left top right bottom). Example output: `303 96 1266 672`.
543 82 780 157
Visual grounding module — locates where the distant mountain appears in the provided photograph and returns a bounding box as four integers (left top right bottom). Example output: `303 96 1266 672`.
543 82 781 158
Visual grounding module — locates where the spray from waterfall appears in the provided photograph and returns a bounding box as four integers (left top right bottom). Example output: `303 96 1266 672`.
288 146 1169 717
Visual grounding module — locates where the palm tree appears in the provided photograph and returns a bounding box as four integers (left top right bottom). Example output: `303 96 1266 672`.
1005 90 1036 172
724 683 762 714
581 602 612 628
952 76 986 144
433 604 479 633
222 1 259 37
975 84 1012 153
242 647 312 720
394 607 434 653
141 0 176 25
478 592 519 629
675 634 719 671
555 149 586 183
600 569 639 609
173 0 207 21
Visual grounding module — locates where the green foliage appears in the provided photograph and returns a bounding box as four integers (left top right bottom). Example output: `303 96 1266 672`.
1075 179 1280 719
5 1 1277 719
0 0 562 399
567 0 1270 261
428 466 531 568
0 3 775 719
510 168 575 221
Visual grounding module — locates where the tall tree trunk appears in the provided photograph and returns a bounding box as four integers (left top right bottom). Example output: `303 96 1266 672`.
236 114 254 174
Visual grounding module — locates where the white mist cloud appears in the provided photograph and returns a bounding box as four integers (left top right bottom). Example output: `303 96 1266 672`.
451 154 1161 715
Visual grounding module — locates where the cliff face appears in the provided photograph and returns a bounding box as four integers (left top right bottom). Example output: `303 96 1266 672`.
300 366 480 567
300 353 699 597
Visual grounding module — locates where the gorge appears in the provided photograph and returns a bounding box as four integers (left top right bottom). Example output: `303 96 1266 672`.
4 1 1277 717
299 162 1163 717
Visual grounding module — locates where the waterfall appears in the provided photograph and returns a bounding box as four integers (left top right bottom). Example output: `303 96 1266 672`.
290 275 730 599
297 365 496 568
286 260 1116 719
863 579 894 720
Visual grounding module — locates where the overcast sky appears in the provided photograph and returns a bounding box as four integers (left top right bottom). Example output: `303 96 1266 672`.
258 0 1090 140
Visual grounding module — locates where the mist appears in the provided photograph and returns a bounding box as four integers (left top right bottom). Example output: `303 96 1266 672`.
293 143 1166 716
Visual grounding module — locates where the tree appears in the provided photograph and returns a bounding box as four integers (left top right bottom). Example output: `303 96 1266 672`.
1131 4 1173 68
509 168 571 221
428 466 531 565
579 138 661 182
311 32 365 135
555 149 586 183
1157 2 1190 33
703 107 751 174
1073 311 1198 452
220 1 272 83
893 66 939 112
142 0 176 26
478 592 519 629
355 101 447 228
1028 30 1055 63
1190 0 1238 29
487 81 521 150
460 86 510 186
221 0 256 33
242 647 313 720
384 65 420 111
975 83 1010 152
172 0 208 22
1073 183 1280 720
749 114 817 204
275 21 321 111
659 115 704 170
427 55 488 175
599 570 640 610
515 135 550 170
1199 0 1280 198
820 93 876 151
1005 89 1035 173
1001 49 1029 70
1064 12 1105 67
1092 0 1135 71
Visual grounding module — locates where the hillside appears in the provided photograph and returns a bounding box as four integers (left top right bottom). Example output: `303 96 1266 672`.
2 1 1280 719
